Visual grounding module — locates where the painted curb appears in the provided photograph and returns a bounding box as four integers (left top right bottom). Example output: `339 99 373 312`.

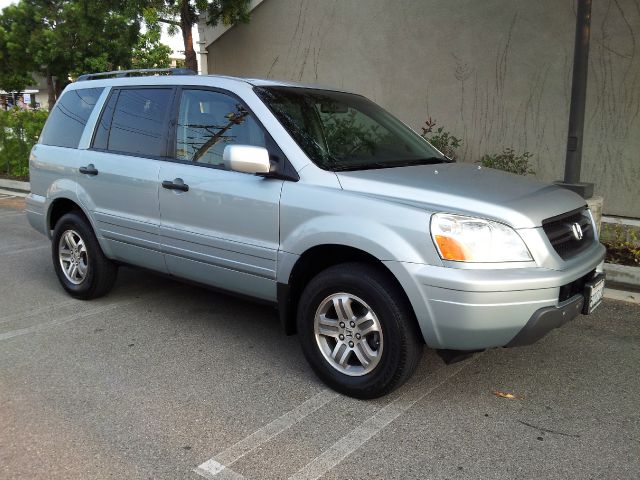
0 178 30 193
604 263 640 288
604 288 640 305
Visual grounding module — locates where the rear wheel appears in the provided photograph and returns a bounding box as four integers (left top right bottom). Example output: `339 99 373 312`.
297 263 423 398
52 211 118 299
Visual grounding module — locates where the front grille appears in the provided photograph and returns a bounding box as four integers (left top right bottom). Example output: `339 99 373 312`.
542 208 594 260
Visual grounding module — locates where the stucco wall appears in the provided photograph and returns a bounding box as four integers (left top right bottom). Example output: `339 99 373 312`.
205 0 640 218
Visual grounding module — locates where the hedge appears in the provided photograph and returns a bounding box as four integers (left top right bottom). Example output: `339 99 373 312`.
0 108 48 179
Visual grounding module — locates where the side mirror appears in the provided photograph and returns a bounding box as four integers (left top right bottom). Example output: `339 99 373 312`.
223 145 271 174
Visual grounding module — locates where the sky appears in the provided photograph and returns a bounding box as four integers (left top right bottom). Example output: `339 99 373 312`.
0 0 197 58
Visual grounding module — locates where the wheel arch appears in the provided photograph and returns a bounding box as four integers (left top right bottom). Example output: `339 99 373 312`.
47 197 87 233
277 244 422 340
46 198 108 255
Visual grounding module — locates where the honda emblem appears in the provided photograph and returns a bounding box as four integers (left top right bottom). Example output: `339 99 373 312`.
570 222 584 240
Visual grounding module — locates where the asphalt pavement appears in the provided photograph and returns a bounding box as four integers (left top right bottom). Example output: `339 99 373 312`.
1 194 638 480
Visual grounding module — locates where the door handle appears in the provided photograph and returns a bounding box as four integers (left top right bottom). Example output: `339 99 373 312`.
162 179 189 192
79 164 99 175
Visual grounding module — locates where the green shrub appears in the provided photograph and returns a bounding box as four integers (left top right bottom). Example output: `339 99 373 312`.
420 117 462 160
479 148 535 176
0 108 48 179
600 223 640 266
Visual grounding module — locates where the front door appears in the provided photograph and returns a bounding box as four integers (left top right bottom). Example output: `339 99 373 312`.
158 88 283 301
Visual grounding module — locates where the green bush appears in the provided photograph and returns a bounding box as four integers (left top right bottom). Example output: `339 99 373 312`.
479 148 535 176
600 223 640 266
0 108 48 179
420 117 462 160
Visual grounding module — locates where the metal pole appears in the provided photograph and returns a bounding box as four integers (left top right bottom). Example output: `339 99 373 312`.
564 0 592 186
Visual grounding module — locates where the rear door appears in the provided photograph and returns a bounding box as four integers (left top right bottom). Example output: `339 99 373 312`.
77 86 175 272
34 87 105 205
158 87 283 301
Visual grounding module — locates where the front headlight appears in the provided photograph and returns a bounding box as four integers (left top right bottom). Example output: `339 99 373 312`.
430 213 532 262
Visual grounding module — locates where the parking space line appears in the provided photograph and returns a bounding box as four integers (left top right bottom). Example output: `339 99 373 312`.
195 460 246 480
288 357 483 480
0 298 81 326
0 292 162 342
0 211 24 218
0 244 49 256
194 389 338 479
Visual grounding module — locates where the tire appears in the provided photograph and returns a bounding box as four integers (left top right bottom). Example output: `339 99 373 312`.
297 262 423 399
51 211 118 299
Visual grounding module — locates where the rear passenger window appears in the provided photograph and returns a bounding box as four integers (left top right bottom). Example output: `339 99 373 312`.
176 89 267 168
40 88 103 148
96 88 173 157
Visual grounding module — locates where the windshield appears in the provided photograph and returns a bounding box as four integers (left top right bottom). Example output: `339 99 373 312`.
254 86 447 171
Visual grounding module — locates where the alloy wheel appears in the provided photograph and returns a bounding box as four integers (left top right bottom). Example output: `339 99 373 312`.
314 293 384 376
58 229 89 285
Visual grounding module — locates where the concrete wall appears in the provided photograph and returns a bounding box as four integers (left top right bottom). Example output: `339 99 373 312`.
204 0 640 218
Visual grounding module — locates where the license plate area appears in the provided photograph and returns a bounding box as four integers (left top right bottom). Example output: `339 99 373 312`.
583 274 605 314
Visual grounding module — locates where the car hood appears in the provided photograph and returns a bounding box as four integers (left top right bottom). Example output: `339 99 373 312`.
335 163 587 228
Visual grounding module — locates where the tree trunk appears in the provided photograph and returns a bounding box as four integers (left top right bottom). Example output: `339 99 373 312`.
180 0 198 73
54 77 64 99
46 72 56 110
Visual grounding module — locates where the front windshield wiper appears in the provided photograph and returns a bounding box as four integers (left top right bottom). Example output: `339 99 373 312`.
393 157 449 166
332 157 448 172
332 162 393 171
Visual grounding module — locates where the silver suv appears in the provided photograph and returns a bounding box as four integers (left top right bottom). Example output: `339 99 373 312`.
26 69 605 398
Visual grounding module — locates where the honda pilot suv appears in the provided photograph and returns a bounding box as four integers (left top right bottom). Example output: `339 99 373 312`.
26 69 605 398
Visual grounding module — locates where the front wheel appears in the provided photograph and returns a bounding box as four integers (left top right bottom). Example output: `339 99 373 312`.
297 263 423 398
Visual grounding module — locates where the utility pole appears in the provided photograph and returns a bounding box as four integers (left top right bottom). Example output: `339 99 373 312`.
556 0 594 198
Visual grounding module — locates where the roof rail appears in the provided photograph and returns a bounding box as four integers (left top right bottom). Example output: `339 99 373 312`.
76 68 196 82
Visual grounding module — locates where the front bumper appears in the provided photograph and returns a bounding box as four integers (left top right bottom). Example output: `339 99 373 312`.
383 242 606 350
505 293 584 347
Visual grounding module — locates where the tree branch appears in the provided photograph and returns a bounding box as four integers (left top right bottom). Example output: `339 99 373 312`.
157 17 180 27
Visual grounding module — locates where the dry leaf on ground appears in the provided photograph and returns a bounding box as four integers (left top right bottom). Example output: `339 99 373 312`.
493 390 524 400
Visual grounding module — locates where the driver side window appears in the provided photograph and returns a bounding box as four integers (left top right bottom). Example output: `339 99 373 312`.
176 89 267 168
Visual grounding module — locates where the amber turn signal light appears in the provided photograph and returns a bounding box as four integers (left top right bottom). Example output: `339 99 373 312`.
434 235 469 261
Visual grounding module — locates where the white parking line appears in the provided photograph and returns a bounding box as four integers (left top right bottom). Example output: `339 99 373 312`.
288 357 482 480
0 211 24 218
194 389 339 479
0 292 161 342
0 298 81 325
195 461 246 480
0 243 49 256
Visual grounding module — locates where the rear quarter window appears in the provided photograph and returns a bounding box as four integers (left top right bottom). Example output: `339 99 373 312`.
39 88 104 148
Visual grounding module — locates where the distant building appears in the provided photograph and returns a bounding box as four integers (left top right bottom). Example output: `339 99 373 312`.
1 74 50 110
169 55 186 69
